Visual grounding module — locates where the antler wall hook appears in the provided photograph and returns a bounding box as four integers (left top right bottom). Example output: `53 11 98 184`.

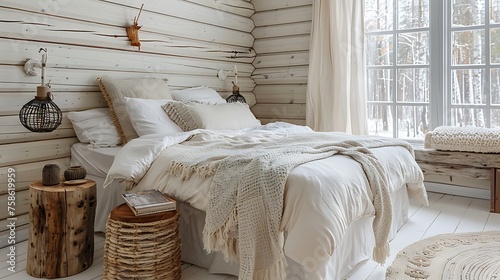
126 3 144 51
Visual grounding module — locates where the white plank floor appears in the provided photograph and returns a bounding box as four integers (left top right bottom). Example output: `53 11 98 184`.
1 191 499 280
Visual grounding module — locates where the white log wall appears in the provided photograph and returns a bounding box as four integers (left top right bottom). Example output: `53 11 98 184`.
250 0 312 125
0 0 256 248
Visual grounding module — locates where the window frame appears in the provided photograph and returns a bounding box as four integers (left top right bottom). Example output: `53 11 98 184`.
365 0 500 140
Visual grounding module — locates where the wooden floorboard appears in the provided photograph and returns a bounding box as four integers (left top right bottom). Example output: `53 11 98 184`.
1 192 499 280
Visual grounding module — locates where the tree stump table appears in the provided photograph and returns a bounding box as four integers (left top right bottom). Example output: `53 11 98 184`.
27 180 97 278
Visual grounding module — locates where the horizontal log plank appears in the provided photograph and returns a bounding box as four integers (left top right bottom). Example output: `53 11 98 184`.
0 189 29 220
252 21 311 39
0 158 71 195
0 3 254 47
0 138 77 167
417 161 491 180
184 0 255 17
0 11 255 63
253 35 310 55
0 91 106 116
0 40 255 77
252 66 309 85
0 224 29 249
259 118 307 126
252 0 312 12
254 92 306 104
252 5 312 27
253 52 310 68
0 114 75 144
415 148 500 169
251 103 306 119
103 0 254 31
0 66 256 96
0 214 29 234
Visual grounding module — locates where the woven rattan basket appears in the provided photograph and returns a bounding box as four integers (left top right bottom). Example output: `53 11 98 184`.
103 204 181 279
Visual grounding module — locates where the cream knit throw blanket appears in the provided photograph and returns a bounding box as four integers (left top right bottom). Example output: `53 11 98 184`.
425 126 500 153
167 133 413 280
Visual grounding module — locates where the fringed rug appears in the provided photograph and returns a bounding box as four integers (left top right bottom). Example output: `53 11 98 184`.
386 231 500 279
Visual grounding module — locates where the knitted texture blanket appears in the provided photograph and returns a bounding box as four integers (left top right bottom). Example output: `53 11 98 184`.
167 132 414 280
425 126 500 153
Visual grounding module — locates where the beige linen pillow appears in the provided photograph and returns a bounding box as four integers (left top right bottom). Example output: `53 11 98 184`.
97 77 173 143
162 100 261 131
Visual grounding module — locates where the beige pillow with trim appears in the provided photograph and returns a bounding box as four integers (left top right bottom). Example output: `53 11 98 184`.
162 100 261 131
97 77 172 143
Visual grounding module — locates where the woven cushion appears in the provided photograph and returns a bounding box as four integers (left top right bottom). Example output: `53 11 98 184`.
162 100 261 131
424 126 500 153
97 77 173 143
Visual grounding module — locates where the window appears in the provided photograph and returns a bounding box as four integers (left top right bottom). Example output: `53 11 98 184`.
364 0 500 139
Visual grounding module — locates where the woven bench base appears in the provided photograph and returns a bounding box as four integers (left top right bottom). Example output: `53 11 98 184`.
103 209 181 280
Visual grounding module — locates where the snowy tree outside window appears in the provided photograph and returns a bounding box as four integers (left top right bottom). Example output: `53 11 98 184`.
364 0 500 139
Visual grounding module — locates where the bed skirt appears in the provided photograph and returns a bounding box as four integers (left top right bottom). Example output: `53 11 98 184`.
88 172 409 279
178 186 409 280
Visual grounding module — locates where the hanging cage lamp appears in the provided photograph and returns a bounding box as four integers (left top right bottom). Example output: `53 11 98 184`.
19 48 62 132
19 87 62 132
226 81 246 103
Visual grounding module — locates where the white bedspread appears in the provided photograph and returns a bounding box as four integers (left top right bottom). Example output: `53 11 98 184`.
104 122 428 279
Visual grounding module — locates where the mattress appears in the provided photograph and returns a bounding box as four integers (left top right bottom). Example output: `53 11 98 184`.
70 143 125 232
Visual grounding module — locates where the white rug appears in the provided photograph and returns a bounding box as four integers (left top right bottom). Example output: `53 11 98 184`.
386 231 500 279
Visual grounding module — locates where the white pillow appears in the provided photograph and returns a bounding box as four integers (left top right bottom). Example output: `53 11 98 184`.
124 97 183 136
171 86 226 104
162 101 261 131
67 108 122 148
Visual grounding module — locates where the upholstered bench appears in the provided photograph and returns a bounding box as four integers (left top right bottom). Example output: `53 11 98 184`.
103 203 181 279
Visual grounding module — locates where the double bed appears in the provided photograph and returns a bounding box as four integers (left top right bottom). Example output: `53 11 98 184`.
72 122 427 280
67 77 428 279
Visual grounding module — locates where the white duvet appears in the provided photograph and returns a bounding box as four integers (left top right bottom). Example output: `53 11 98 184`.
104 122 428 279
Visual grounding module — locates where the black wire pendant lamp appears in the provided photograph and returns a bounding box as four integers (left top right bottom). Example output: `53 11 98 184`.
19 48 62 132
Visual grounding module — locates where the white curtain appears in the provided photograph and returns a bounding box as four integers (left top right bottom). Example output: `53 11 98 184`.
306 0 368 135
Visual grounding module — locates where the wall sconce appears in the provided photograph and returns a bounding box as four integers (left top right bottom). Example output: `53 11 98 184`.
126 4 144 51
19 48 62 132
217 65 246 103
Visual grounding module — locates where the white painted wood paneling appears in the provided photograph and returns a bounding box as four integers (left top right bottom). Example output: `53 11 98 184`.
185 0 255 17
252 5 312 26
252 21 311 39
251 2 312 124
0 114 75 144
0 0 256 248
252 0 312 12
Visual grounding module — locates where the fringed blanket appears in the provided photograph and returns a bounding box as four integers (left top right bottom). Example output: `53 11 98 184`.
167 133 414 280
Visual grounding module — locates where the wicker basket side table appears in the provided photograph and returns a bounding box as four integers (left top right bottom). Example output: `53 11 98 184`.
103 203 181 280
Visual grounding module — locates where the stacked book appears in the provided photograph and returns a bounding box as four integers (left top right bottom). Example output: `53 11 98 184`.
122 189 176 216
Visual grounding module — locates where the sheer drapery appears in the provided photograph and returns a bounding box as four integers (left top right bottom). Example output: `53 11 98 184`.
306 0 368 134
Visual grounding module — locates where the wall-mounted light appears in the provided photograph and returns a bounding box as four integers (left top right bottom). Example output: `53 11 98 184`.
217 65 246 103
19 48 62 132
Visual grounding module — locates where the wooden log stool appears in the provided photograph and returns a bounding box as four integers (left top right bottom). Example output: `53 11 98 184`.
103 203 181 280
27 180 97 278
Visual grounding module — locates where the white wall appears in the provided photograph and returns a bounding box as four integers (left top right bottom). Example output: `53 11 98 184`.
250 0 312 125
0 0 256 247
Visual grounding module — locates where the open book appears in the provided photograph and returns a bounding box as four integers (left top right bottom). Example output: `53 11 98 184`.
122 189 176 216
